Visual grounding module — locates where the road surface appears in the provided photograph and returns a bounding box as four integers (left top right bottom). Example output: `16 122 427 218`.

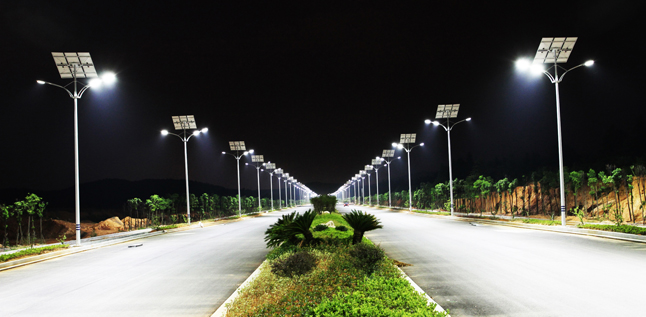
0 207 309 317
340 205 646 317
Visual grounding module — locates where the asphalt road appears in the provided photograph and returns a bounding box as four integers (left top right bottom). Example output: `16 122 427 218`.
0 207 309 317
340 205 646 317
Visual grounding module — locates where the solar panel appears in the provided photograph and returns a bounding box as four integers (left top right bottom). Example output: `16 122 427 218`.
51 52 98 79
265 163 276 170
365 165 373 171
251 155 264 163
382 149 395 158
436 104 460 119
275 168 283 174
534 37 577 64
399 133 416 144
172 115 197 130
229 141 246 151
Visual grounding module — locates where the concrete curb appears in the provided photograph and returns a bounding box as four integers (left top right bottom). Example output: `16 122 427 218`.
211 260 267 317
396 266 449 316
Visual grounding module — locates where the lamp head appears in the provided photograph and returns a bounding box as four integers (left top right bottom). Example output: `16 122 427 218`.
222 151 226 154
37 80 45 84
420 143 425 146
161 130 169 136
424 119 431 125
201 128 208 133
584 60 594 67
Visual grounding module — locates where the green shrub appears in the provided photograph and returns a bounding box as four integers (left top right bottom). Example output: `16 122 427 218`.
271 251 318 278
349 243 385 274
0 245 69 263
313 224 329 232
266 243 298 260
335 225 348 231
313 275 447 316
343 210 383 244
578 224 646 235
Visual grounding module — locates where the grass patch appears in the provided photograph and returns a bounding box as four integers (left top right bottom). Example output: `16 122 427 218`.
414 210 451 216
515 218 560 226
225 213 447 316
0 244 69 263
578 224 646 235
156 224 179 230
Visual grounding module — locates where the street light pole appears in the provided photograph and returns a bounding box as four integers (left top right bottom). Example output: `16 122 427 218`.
516 37 594 226
38 52 116 246
162 116 207 225
223 142 252 217
427 110 471 217
393 134 424 212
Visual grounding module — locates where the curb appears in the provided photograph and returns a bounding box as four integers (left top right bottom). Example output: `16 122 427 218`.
396 266 449 316
211 260 267 317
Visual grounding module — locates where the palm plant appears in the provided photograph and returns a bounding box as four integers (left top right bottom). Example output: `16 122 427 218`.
264 210 318 248
343 210 383 244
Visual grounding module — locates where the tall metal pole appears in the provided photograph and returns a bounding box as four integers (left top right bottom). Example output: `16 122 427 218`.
256 166 261 212
387 163 392 208
406 148 413 212
368 173 371 206
183 140 191 224
554 61 567 226
446 119 455 217
73 84 81 246
236 157 242 216
278 176 282 209
269 172 274 211
375 168 379 206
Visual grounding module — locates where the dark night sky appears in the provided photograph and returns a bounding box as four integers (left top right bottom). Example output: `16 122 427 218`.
1 1 644 196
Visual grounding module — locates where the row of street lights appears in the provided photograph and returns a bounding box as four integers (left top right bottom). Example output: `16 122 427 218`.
37 38 593 247
334 37 593 225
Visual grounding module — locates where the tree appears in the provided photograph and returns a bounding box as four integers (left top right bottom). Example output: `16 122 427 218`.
609 167 624 225
569 170 585 214
146 195 169 225
474 175 492 215
1 204 11 247
509 178 519 218
587 169 600 216
494 178 509 216
343 210 383 244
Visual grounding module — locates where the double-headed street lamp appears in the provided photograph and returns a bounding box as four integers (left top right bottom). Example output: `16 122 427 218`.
365 165 373 206
381 149 400 208
372 158 384 206
393 134 424 212
222 141 253 217
37 52 116 246
275 168 284 209
263 162 276 211
516 37 594 226
246 154 264 212
161 115 208 225
425 104 471 217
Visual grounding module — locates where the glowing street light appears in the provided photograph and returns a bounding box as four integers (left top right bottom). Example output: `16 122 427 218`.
246 154 264 212
263 162 276 211
37 52 116 246
372 158 385 206
393 134 424 212
381 149 400 208
161 115 207 225
426 104 471 216
516 37 594 226
223 141 253 217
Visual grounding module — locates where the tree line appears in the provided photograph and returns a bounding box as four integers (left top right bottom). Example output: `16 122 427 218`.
122 193 305 230
1 193 47 247
347 164 646 225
